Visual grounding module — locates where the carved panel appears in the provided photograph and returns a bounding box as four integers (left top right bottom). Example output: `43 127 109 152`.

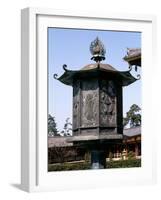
73 80 80 130
80 129 98 136
100 128 117 135
81 79 98 127
100 80 117 127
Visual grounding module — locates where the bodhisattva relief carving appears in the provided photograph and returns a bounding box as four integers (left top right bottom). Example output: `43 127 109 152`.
81 80 98 127
100 80 116 126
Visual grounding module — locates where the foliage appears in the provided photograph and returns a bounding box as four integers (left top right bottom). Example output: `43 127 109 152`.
109 152 113 161
48 159 141 171
123 104 141 127
48 146 85 164
48 161 90 171
61 117 72 136
84 151 91 162
48 115 73 136
107 159 141 168
48 146 70 163
48 114 60 136
127 151 135 160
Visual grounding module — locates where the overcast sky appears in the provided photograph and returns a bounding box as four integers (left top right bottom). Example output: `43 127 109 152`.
48 28 141 132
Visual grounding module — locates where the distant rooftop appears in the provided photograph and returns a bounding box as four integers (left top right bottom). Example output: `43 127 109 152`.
123 126 141 137
123 48 141 67
48 137 73 148
125 48 141 57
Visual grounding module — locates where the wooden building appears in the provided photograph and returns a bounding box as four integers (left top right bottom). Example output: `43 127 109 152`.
123 48 141 67
48 126 141 163
123 126 141 158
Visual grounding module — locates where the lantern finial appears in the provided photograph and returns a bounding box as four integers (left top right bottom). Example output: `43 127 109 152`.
90 37 106 62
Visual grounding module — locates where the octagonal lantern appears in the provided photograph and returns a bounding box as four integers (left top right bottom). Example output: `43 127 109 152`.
54 46 137 142
54 37 137 168
71 63 124 139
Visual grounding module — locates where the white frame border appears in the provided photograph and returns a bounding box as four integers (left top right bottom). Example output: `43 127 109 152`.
21 7 157 192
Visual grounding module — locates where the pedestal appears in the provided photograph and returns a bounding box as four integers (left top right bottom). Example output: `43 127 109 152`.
91 150 106 169
66 136 123 170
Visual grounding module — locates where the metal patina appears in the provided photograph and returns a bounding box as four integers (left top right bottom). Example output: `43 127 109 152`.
54 37 138 169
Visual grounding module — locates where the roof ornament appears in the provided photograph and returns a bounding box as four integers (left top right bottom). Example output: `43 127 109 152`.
90 37 106 63
129 62 141 80
53 64 68 80
124 48 141 69
124 48 141 80
63 64 68 71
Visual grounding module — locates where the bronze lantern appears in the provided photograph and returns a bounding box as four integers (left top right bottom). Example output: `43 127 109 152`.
54 37 137 169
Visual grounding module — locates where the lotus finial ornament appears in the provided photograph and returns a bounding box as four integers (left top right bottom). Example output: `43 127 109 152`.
90 37 106 62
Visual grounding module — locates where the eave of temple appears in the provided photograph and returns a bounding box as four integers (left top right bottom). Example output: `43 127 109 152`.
123 48 141 67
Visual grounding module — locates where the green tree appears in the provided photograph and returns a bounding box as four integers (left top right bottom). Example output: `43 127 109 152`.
123 104 141 128
61 118 72 136
48 114 59 136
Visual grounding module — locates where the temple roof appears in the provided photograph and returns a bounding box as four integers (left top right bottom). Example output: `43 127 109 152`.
55 63 138 87
123 126 141 137
123 48 141 66
48 137 73 148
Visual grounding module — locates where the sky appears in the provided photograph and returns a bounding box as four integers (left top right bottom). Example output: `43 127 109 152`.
48 28 141 132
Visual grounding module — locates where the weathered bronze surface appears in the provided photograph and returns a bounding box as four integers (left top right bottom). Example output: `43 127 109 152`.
54 38 136 144
54 63 137 87
54 37 138 169
71 75 123 139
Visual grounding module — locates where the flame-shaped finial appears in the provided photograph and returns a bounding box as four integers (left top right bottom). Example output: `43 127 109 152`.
90 37 106 62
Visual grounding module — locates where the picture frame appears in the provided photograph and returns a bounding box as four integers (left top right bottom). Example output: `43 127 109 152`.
21 7 157 192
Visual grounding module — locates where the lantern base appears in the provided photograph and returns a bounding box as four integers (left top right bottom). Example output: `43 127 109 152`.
66 134 123 143
91 150 106 169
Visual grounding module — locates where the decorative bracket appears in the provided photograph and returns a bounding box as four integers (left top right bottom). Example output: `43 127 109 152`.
129 65 141 80
53 64 68 79
63 64 68 71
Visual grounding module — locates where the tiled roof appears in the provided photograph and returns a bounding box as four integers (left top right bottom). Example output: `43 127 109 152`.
48 137 73 148
124 48 141 60
123 126 141 137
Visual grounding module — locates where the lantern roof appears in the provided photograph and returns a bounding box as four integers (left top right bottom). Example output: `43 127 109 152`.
54 63 138 87
54 37 139 87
